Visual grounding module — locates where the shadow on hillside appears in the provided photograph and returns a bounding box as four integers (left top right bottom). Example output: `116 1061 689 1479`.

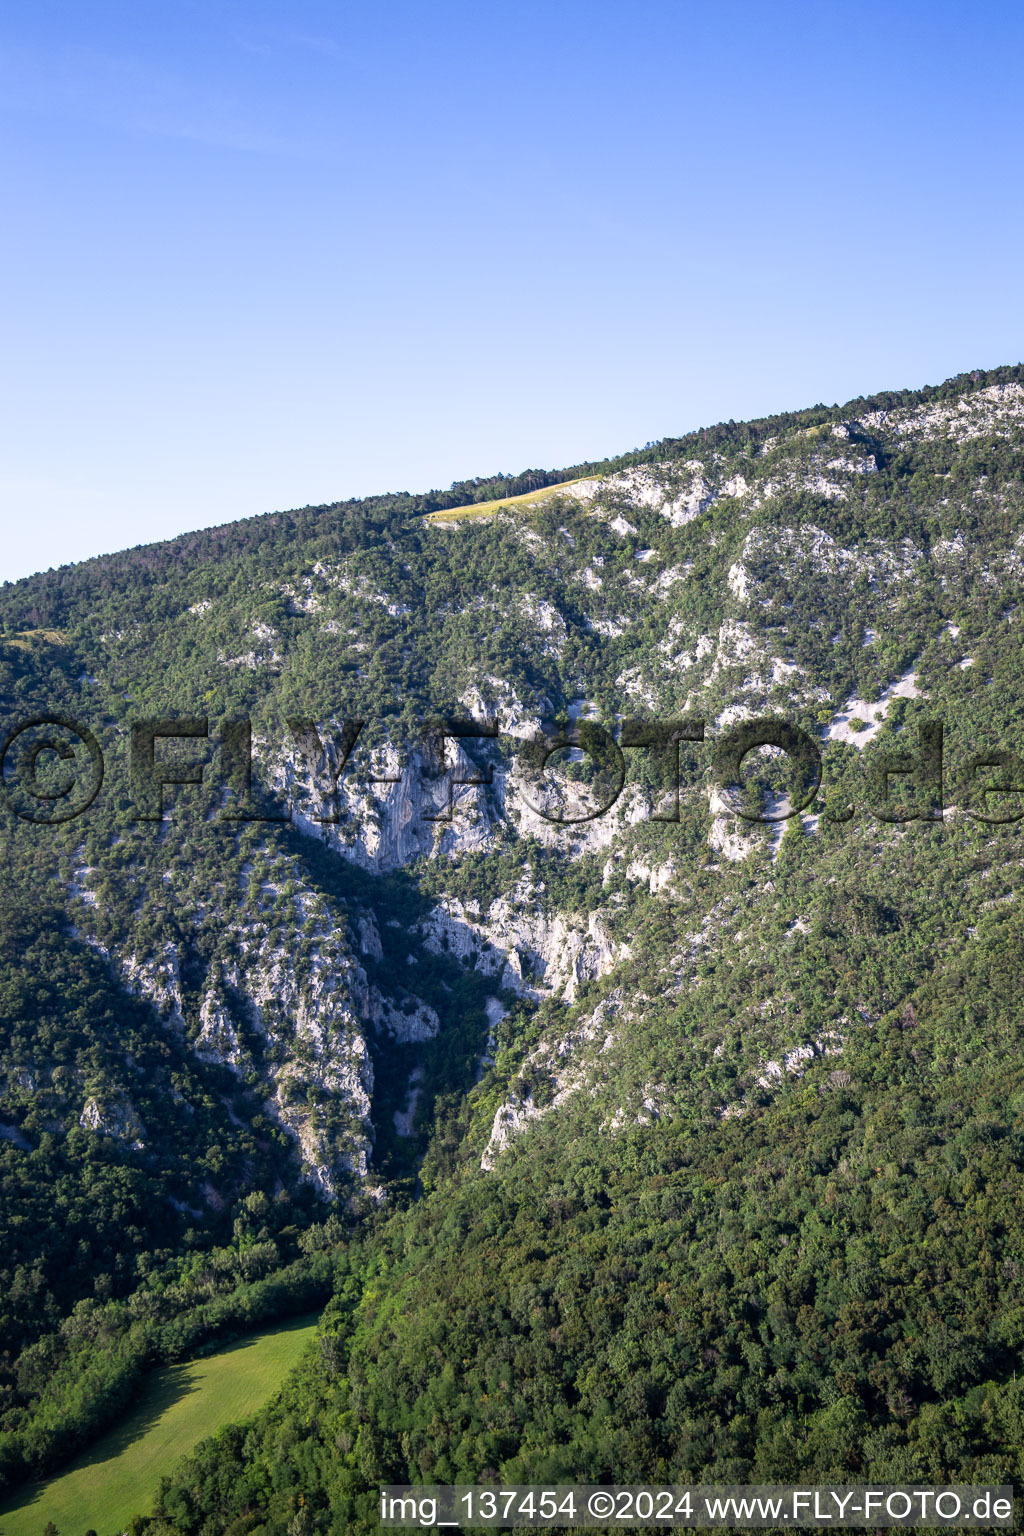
0 1319 318 1524
0 1364 198 1525
283 821 502 1179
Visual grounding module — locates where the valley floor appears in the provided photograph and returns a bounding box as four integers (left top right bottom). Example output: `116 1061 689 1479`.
0 1314 320 1536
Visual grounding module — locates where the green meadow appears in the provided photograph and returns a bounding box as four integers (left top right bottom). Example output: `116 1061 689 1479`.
0 1314 320 1536
423 474 596 522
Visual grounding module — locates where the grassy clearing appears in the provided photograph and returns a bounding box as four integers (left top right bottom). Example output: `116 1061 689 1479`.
423 475 598 524
3 629 69 650
0 1314 319 1536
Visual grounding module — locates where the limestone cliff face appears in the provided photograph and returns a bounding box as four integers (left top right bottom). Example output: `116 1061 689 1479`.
68 844 440 1199
422 887 628 1005
41 372 1024 1186
79 1094 146 1150
480 990 625 1168
264 724 658 874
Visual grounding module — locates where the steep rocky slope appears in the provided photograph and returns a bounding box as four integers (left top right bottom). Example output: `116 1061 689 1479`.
4 370 1024 1201
3 366 1024 1514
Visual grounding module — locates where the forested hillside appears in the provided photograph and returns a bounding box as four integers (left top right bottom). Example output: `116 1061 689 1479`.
2 365 1024 1532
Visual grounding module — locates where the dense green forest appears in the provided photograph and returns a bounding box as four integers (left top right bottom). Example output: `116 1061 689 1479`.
2 365 1024 1531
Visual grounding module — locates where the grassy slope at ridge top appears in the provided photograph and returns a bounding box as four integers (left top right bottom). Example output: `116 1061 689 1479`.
0 1315 319 1536
422 477 597 522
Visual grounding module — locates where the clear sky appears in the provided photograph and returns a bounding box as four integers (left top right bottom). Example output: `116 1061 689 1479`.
1 0 1022 582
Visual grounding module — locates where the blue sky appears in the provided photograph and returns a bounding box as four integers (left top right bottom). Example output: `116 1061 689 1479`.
1 0 1022 581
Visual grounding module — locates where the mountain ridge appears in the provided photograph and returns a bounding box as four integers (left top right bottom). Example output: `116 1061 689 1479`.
3 361 1022 606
